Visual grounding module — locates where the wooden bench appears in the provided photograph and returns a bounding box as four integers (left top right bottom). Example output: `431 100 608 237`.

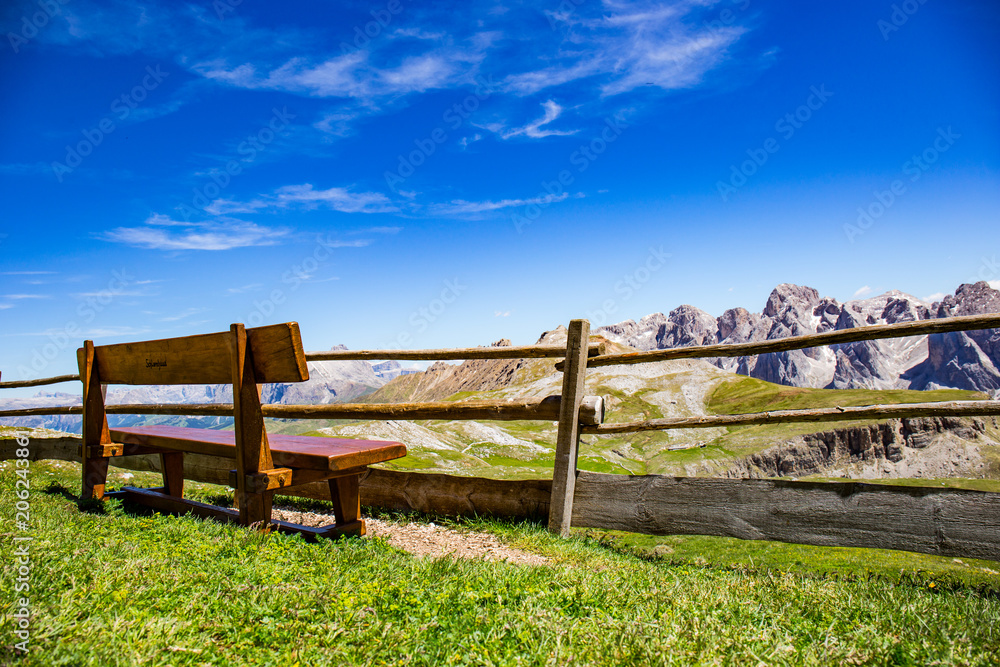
78 322 406 538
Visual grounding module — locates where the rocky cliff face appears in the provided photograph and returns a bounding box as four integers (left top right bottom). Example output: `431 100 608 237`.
724 417 995 480
596 282 1000 392
364 339 528 404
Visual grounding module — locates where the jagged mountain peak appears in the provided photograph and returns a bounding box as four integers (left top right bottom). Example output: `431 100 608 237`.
596 283 1000 392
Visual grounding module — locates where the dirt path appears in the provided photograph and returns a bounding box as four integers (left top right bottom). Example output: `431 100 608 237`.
271 507 549 566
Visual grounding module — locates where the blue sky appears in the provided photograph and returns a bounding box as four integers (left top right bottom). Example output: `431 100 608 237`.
1 0 998 392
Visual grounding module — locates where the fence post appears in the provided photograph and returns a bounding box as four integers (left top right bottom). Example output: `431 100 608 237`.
548 319 590 537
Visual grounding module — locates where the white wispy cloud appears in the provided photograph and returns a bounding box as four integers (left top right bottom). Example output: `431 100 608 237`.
102 216 289 251
159 307 208 322
488 100 578 140
506 1 746 97
429 192 578 217
206 184 397 216
16 326 151 338
1 294 52 299
0 271 57 276
853 285 872 298
227 283 264 294
196 49 474 102
350 226 402 235
923 292 947 303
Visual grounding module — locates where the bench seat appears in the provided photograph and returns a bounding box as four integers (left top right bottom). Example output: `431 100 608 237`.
77 322 409 538
111 425 406 472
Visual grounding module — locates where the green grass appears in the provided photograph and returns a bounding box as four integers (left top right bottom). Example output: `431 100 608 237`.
707 376 988 415
3 461 1000 666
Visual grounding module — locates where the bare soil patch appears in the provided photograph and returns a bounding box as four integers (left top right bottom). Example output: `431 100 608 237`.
271 507 549 566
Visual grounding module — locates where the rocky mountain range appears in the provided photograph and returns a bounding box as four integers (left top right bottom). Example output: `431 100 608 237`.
595 281 1000 394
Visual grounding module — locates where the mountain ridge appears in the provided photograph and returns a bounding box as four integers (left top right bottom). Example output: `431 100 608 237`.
595 281 1000 393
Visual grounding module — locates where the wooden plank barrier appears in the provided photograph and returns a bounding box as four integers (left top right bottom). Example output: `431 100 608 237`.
3 436 998 560
571 472 1000 562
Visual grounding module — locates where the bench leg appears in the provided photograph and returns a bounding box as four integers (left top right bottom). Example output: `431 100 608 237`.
81 456 109 501
160 452 184 497
238 490 273 529
329 474 362 528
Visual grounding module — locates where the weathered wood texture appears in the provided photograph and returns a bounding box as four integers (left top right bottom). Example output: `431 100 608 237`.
305 343 606 362
568 313 1000 369
549 319 591 537
2 437 552 519
89 322 308 386
262 395 604 424
581 400 1000 434
571 472 1000 561
0 373 80 389
110 425 406 472
79 340 111 500
0 395 606 424
5 436 1000 560
229 322 273 525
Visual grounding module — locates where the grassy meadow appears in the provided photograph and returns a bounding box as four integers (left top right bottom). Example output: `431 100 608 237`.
2 460 999 666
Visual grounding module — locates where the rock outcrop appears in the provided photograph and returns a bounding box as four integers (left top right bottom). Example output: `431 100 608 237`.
596 282 1000 392
725 417 993 479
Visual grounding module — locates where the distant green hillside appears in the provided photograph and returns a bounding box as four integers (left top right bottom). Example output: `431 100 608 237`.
302 350 1000 482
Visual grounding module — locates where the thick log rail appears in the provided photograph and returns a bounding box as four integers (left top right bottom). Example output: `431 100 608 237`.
558 312 1000 370
0 395 605 425
3 314 1000 561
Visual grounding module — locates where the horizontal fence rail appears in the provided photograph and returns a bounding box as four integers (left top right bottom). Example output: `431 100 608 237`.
558 313 1000 370
3 435 998 561
0 395 605 425
0 344 608 391
306 343 606 362
0 373 80 389
582 400 1000 434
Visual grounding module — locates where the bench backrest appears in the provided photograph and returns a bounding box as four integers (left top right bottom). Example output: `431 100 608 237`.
80 322 309 386
77 322 309 506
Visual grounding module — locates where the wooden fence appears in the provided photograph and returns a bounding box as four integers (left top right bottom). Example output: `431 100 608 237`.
2 314 1000 561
